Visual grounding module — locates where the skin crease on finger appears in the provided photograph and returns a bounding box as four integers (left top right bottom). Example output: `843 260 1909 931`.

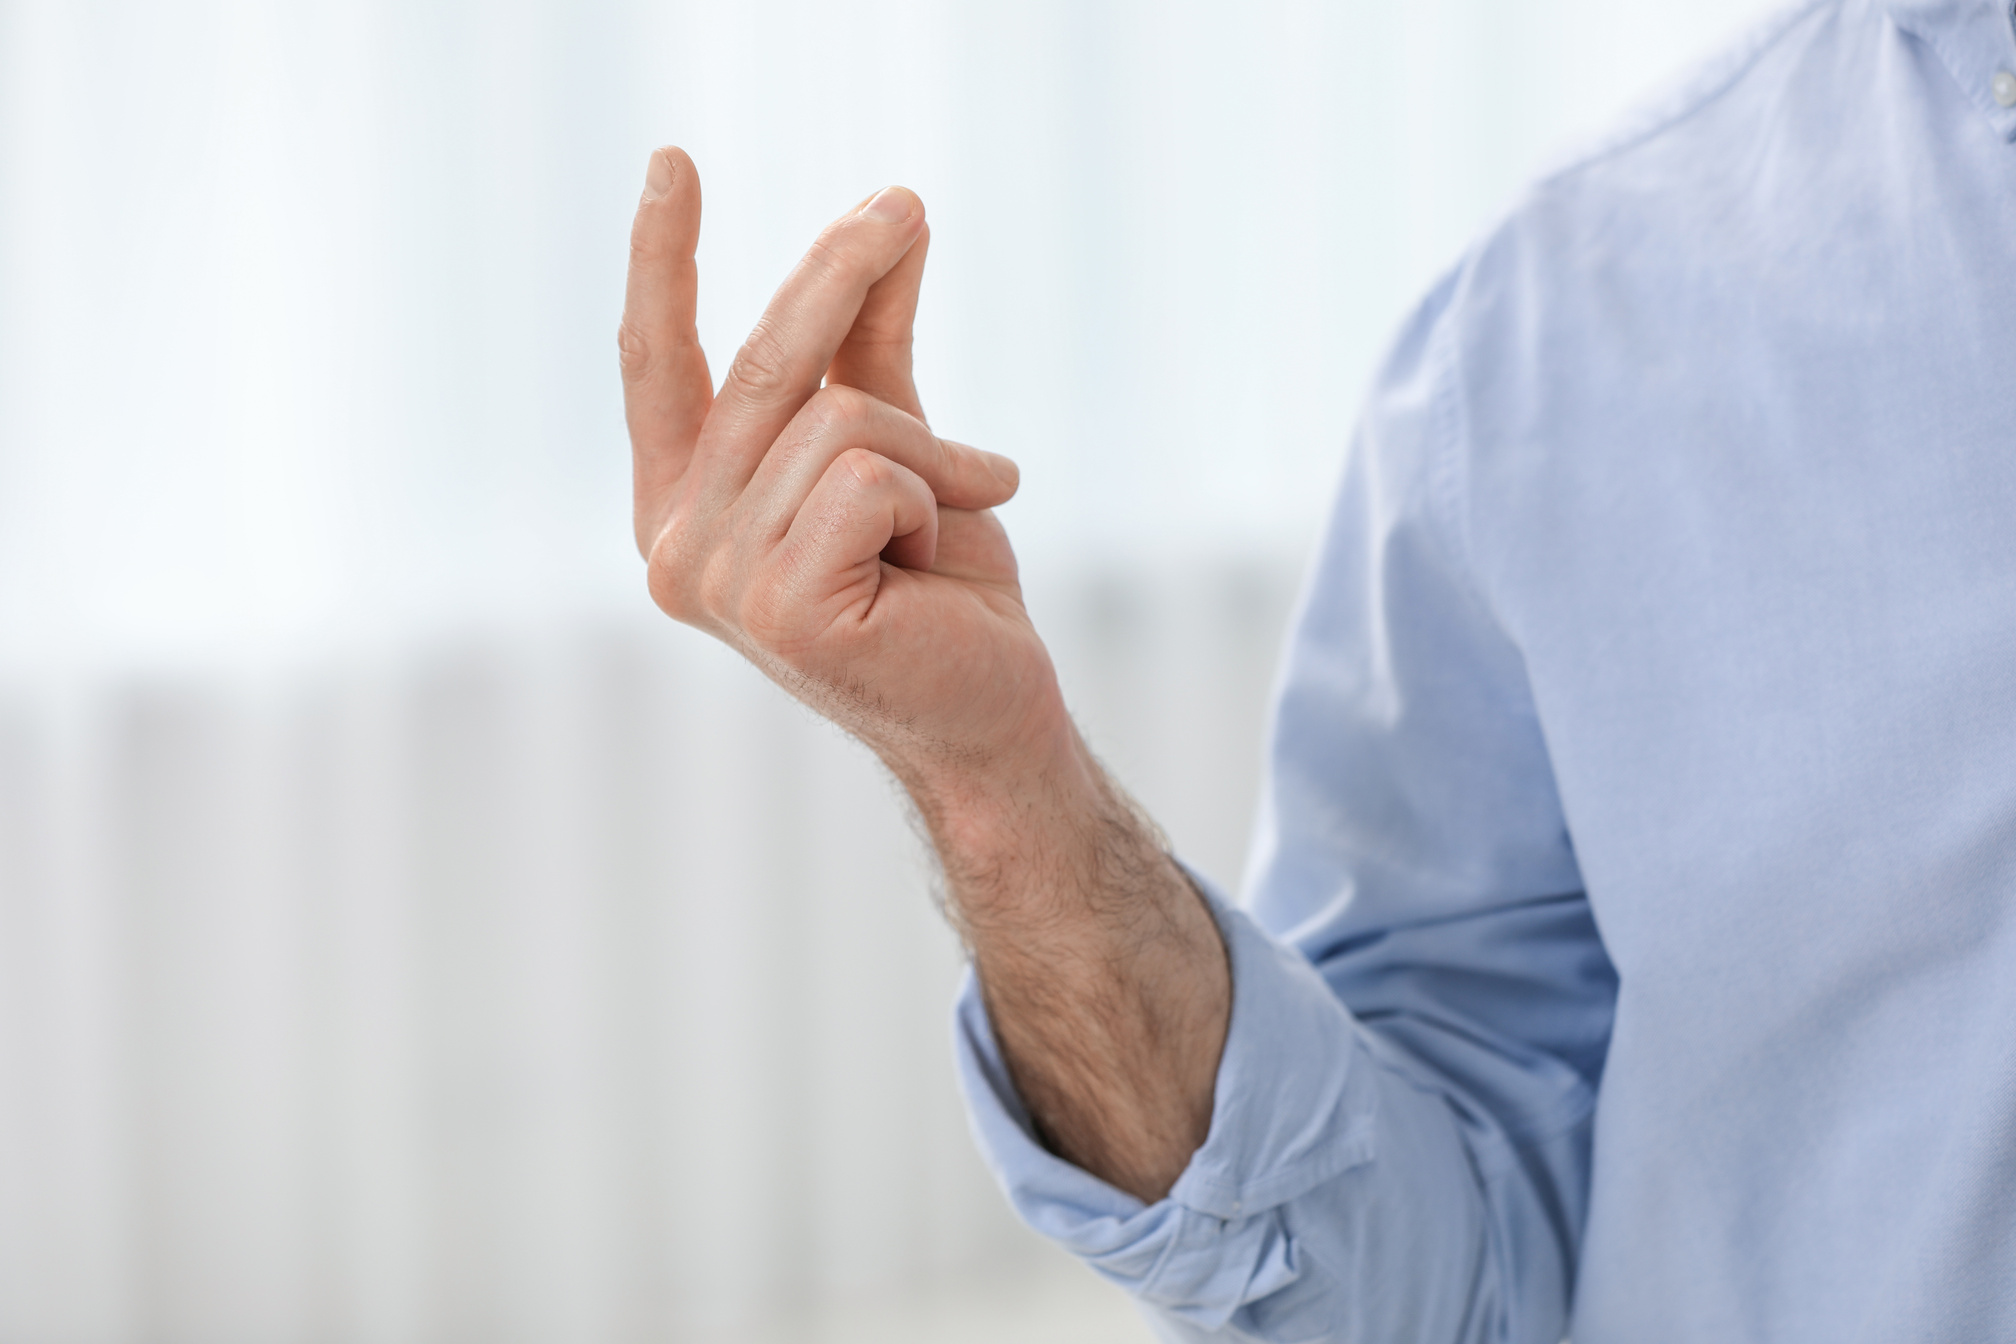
620 145 1232 1205
737 385 1015 551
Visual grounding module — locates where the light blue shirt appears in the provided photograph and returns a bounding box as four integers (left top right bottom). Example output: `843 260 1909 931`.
953 2 2016 1339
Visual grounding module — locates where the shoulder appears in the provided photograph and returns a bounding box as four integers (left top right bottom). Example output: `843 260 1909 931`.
1428 0 1885 406
1449 0 1871 310
1385 0 1882 588
1529 0 1850 202
1372 0 1870 381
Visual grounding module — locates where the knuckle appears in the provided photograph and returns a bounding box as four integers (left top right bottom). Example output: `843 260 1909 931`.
628 215 670 271
802 384 870 438
845 303 912 344
820 383 873 419
644 536 696 622
834 446 887 489
723 323 795 403
644 510 713 622
796 387 845 439
695 549 742 625
800 230 855 282
643 505 818 665
644 556 693 624
626 242 652 282
644 563 685 622
616 320 651 384
734 562 823 662
737 583 791 647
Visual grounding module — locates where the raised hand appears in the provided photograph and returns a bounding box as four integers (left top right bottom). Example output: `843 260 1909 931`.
619 147 1069 801
619 148 1228 1205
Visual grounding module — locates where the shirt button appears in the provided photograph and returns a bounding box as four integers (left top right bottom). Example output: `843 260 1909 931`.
1994 70 2016 107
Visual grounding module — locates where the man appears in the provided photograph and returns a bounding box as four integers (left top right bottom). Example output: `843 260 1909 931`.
617 0 2016 1338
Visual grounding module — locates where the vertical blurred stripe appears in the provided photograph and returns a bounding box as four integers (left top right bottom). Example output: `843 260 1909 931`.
0 566 1294 1341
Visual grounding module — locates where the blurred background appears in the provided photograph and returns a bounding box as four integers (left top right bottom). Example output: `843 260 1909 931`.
0 0 1776 1339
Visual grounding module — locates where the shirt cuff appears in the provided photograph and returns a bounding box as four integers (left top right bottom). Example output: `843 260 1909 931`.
952 870 1378 1331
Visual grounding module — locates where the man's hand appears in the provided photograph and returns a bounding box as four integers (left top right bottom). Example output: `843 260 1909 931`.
619 146 1062 795
619 147 1230 1203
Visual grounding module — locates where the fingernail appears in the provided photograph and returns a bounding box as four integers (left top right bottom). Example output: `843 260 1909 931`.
644 152 673 200
860 187 913 223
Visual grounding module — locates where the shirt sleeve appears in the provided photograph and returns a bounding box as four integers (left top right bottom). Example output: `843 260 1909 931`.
951 257 1619 1344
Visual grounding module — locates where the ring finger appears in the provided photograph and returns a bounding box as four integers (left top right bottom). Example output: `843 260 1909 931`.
736 385 1017 546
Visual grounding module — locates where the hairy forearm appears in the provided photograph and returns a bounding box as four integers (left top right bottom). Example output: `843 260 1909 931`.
898 726 1231 1203
620 150 1226 1207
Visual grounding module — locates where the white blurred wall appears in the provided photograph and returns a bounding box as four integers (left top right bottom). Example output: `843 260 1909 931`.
0 1 1782 1340
0 566 1296 1344
0 0 1781 672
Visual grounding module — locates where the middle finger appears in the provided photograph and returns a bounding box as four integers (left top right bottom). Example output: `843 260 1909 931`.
694 186 927 493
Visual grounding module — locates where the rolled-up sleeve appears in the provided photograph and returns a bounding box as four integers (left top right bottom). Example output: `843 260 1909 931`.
952 247 1618 1343
956 881 1498 1342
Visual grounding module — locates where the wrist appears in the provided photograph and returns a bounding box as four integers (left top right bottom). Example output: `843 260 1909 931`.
883 702 1099 859
898 720 1198 944
918 748 1112 875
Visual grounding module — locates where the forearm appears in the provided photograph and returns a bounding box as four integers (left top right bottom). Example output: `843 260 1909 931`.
619 149 1227 1210
896 722 1230 1203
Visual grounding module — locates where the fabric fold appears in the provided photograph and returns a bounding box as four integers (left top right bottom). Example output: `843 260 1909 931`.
953 875 1379 1326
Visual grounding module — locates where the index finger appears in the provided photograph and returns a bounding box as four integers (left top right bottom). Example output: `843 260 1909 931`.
621 146 712 555
695 186 927 490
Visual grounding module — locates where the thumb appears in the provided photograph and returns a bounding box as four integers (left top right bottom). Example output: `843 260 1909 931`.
825 204 929 423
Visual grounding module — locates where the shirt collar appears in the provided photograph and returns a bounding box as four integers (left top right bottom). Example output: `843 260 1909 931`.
1884 0 2016 139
